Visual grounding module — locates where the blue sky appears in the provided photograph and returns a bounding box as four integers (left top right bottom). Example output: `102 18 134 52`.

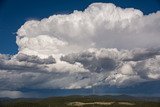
0 0 160 98
0 0 160 54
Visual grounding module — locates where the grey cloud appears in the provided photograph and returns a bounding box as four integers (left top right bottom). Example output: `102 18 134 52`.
61 48 160 86
17 53 56 64
134 57 160 80
125 48 160 61
1 48 160 90
0 54 90 90
0 69 92 90
0 54 56 74
0 59 46 72
61 51 117 72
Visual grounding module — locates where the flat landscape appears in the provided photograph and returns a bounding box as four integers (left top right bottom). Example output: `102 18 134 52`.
0 95 160 107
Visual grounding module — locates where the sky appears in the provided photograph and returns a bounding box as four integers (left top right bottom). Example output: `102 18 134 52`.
0 0 160 98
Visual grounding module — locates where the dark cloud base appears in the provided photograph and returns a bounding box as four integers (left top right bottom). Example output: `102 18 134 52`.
1 48 160 98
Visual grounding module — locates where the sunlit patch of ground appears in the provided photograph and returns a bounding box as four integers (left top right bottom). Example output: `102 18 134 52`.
67 101 135 106
118 102 135 106
67 102 114 106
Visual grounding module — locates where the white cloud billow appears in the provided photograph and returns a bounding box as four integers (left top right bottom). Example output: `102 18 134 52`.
0 3 160 96
17 3 160 57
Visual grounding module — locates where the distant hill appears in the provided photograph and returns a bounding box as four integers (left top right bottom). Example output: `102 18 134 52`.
0 95 160 107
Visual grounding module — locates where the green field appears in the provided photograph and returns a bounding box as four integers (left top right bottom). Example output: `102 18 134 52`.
0 95 160 107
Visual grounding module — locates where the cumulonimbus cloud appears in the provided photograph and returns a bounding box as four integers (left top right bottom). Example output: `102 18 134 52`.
16 3 160 57
0 3 160 97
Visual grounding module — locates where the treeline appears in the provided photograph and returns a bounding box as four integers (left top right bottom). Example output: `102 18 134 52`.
0 96 160 107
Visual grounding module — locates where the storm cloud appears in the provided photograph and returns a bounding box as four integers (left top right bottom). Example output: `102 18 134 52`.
0 3 160 97
17 53 56 64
